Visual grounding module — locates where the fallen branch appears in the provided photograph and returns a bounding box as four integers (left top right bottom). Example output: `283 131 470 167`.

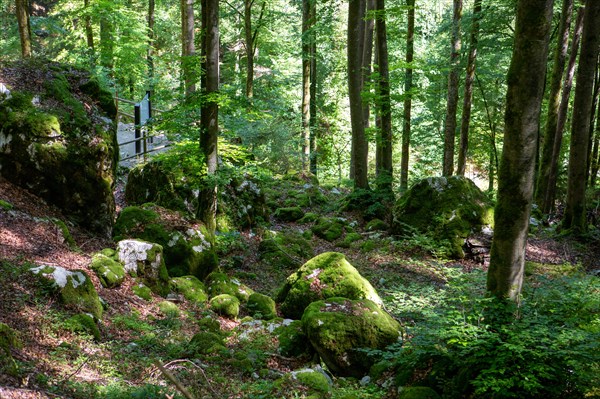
153 360 196 399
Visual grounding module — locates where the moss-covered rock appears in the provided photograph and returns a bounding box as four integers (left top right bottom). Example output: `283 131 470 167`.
114 205 218 280
205 271 254 302
277 252 383 319
301 297 401 377
0 61 117 236
274 207 305 222
198 316 222 334
158 300 180 318
170 275 208 303
64 313 101 341
31 265 103 319
336 232 362 248
298 212 319 224
258 230 314 269
247 292 277 320
397 387 441 399
0 322 21 377
0 199 14 210
366 218 389 231
392 176 493 258
50 218 79 251
116 239 170 296
186 331 226 356
311 217 348 242
276 320 314 358
292 368 332 395
125 162 189 213
79 77 117 120
210 294 240 319
132 283 153 301
90 253 126 288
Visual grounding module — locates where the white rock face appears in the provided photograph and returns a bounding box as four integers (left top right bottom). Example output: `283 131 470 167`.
30 265 87 288
117 239 161 273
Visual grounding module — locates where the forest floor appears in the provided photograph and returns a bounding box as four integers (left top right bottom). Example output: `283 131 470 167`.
1 174 599 398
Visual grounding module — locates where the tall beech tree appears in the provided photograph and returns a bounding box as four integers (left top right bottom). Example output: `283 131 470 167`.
456 0 481 176
535 0 573 208
400 0 414 192
487 0 553 302
244 0 265 98
563 0 600 233
15 0 31 58
181 0 195 96
590 98 600 187
442 0 462 176
348 0 369 189
375 0 392 192
198 0 220 235
301 0 315 172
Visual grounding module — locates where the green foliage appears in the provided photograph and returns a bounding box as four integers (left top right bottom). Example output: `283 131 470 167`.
0 199 14 210
64 313 101 341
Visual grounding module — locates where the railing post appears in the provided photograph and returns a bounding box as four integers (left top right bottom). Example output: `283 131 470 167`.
134 102 141 155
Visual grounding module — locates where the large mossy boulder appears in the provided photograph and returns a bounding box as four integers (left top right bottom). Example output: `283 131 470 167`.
116 239 170 296
0 61 117 236
301 297 401 377
205 271 254 302
30 265 103 319
114 205 217 280
90 252 126 288
170 275 208 303
247 292 277 320
392 176 493 258
276 252 382 319
258 230 314 269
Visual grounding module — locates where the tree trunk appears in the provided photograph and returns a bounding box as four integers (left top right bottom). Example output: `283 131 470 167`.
375 0 392 192
590 98 600 187
442 0 462 177
301 0 312 172
148 0 155 91
198 0 220 236
535 0 573 207
348 0 369 189
84 0 94 51
244 0 254 98
563 0 600 233
399 0 414 193
456 0 481 176
100 16 114 70
181 0 195 96
587 73 600 182
487 0 553 302
362 0 375 134
16 0 31 58
309 1 317 175
543 7 584 214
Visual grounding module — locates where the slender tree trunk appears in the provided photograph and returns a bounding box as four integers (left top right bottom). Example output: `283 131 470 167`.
301 0 312 172
244 0 254 98
590 98 600 187
400 0 414 192
563 0 600 233
535 0 573 206
362 0 375 134
309 1 317 176
543 7 584 214
375 0 392 192
198 0 220 236
487 0 553 302
148 0 155 91
181 0 195 96
456 0 482 176
442 0 462 176
84 0 94 51
100 16 114 70
16 0 31 58
587 72 600 182
348 0 369 189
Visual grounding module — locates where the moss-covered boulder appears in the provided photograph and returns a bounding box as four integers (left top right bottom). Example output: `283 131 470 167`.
398 387 441 399
205 271 254 302
116 239 170 296
311 217 349 242
0 322 21 377
186 331 226 356
64 313 101 341
90 252 125 288
210 294 240 319
392 176 493 258
258 230 314 269
114 205 218 280
291 368 332 395
31 265 103 319
170 275 208 303
277 252 382 319
247 292 277 320
132 283 153 301
301 297 401 377
158 300 180 318
0 61 117 236
276 320 314 358
274 207 305 222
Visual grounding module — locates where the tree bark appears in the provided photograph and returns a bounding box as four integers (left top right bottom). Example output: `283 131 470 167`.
442 0 462 177
487 0 553 302
590 97 600 188
375 0 392 192
309 0 317 175
399 0 414 193
301 0 313 172
16 0 31 58
198 0 220 236
535 0 573 207
148 0 155 91
84 0 94 51
543 7 584 214
100 15 114 70
348 0 369 189
563 0 600 233
456 0 482 176
181 0 195 96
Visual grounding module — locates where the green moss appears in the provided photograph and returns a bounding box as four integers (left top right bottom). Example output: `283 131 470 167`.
274 207 305 222
100 248 117 258
295 370 331 394
277 252 383 319
51 218 79 250
58 270 103 319
205 271 254 302
90 253 126 288
337 232 362 248
79 78 117 119
187 331 226 356
524 261 583 277
259 230 314 269
311 217 346 242
132 283 153 301
158 300 180 318
210 294 240 319
64 313 101 341
0 199 13 210
197 316 222 334
0 322 21 377
366 218 389 231
298 212 319 223
276 320 314 358
43 74 89 131
113 206 159 240
301 297 401 377
398 387 441 399
171 276 208 303
247 292 277 320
